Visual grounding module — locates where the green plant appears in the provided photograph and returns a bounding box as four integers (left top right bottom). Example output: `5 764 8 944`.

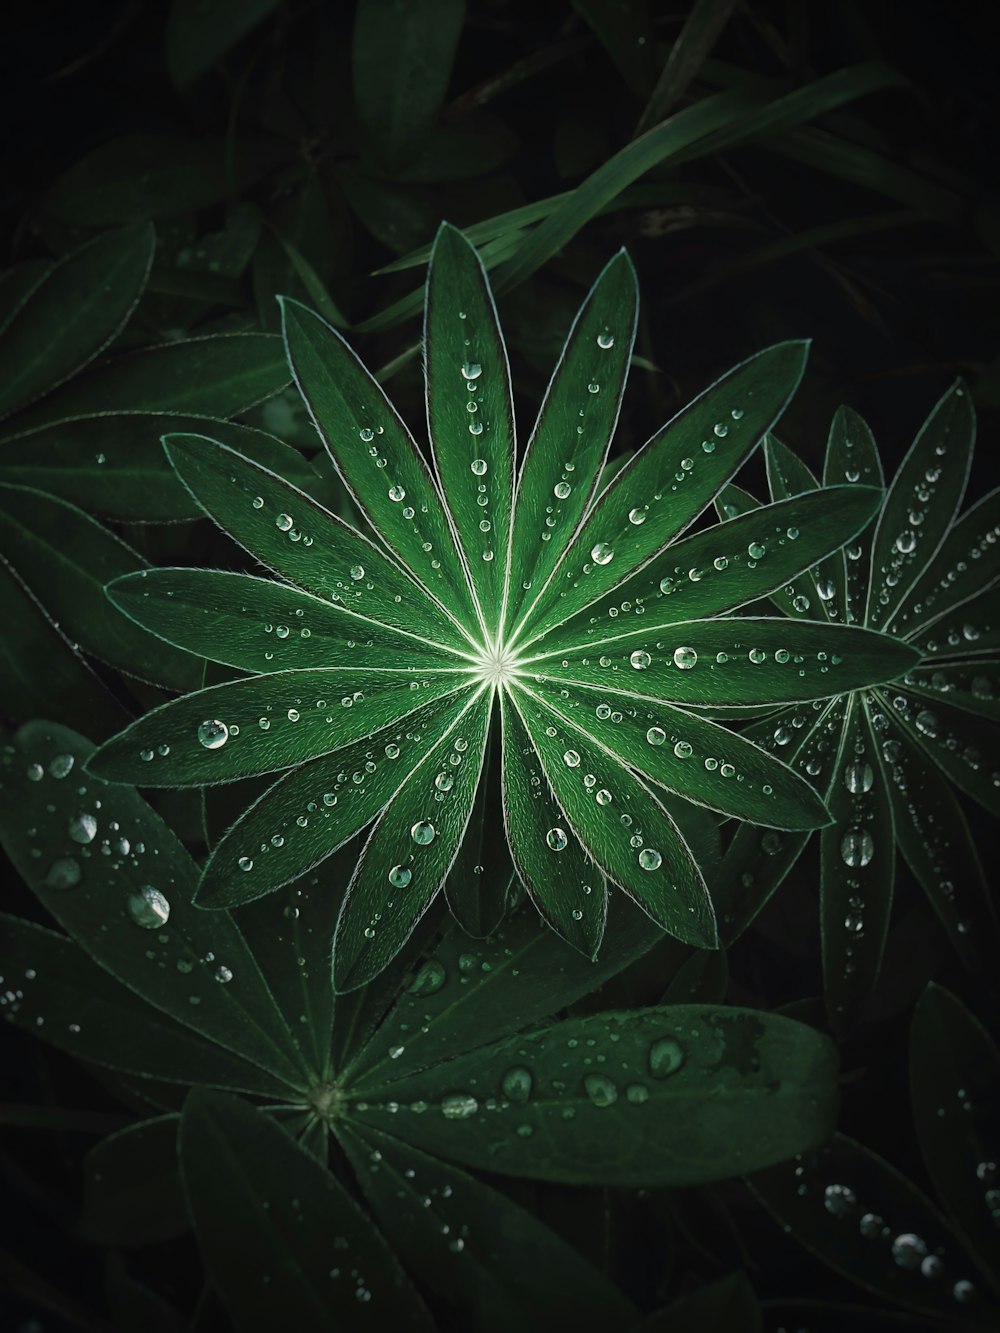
86 224 917 991
715 399 1000 1029
0 720 839 1330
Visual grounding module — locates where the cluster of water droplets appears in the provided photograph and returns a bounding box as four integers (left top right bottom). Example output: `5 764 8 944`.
887 688 999 798
891 503 999 638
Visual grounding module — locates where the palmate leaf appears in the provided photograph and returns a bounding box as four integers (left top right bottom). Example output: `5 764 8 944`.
720 384 1000 1022
92 222 920 987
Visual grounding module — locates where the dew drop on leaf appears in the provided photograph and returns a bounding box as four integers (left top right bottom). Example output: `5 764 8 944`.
388 865 412 888
350 565 364 581
638 848 662 870
674 741 692 759
646 727 666 746
238 856 253 872
45 857 81 890
630 650 651 670
68 814 97 845
844 763 874 793
49 754 74 779
388 485 406 502
628 507 647 525
673 646 697 669
471 458 488 475
648 1037 684 1078
841 828 874 868
546 827 568 851
597 332 615 349
127 885 170 929
501 1066 533 1104
891 1233 928 1270
441 1092 478 1119
461 362 482 381
408 960 446 996
583 1074 618 1107
590 542 614 565
410 820 436 845
197 719 229 750
563 750 580 768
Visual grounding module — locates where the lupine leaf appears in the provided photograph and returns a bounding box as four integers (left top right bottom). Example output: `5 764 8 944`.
281 297 478 628
162 433 469 649
332 688 491 992
765 435 848 624
345 894 665 1091
890 487 1000 641
346 1004 838 1186
0 334 290 441
910 984 1000 1290
0 486 200 691
198 686 475 908
425 223 514 635
0 724 311 1088
505 250 639 634
81 1116 188 1245
500 693 609 957
108 569 462 675
867 381 974 630
0 224 153 421
527 617 920 707
715 699 847 941
512 684 716 947
877 709 998 973
548 484 881 646
87 670 469 787
0 416 317 522
342 1123 638 1331
903 659 1000 723
516 342 809 644
820 695 895 1032
823 406 884 624
915 586 1000 658
749 1134 998 1321
524 675 831 830
179 1090 436 1333
444 709 513 938
892 691 1000 816
0 917 286 1095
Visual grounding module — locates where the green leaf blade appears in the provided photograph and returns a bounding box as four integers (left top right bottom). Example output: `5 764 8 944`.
425 224 514 636
348 1004 839 1186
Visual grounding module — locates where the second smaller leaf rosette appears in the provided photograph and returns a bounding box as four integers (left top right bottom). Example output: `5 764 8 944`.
90 224 917 989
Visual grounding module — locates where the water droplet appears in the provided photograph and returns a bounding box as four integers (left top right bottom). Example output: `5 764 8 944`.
388 485 406 502
630 649 651 670
127 885 170 929
591 542 614 565
638 848 662 870
587 381 600 395
388 865 412 888
646 727 666 746
844 763 874 793
238 856 253 872
649 1038 684 1078
441 1092 478 1119
595 789 612 805
915 709 937 737
563 750 580 768
583 1074 618 1107
824 1183 858 1217
748 542 766 560
49 754 74 779
275 513 293 532
501 1065 533 1103
673 646 697 670
350 564 365 581
408 960 446 996
471 458 488 475
841 828 874 868
953 1280 975 1303
546 827 568 851
674 741 692 759
817 578 836 601
461 362 482 380
197 719 229 750
628 507 647 525
597 332 615 349
553 481 572 500
748 648 766 664
410 821 436 845
68 813 97 845
215 965 233 984
45 857 81 890
892 1233 928 1270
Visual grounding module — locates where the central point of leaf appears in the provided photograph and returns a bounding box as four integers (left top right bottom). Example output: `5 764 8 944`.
306 1081 344 1123
473 638 522 688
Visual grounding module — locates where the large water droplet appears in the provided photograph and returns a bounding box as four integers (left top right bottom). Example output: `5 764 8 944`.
824 1183 858 1217
441 1092 478 1119
597 332 615 349
410 821 436 846
844 762 874 793
646 727 666 746
501 1065 533 1104
673 646 697 670
649 1037 684 1078
546 827 568 851
891 1233 928 1270
554 481 572 499
197 719 229 750
461 362 482 381
388 865 412 888
841 828 874 868
45 857 81 890
583 1074 618 1107
638 848 662 870
68 813 97 845
590 542 614 565
49 754 74 779
630 649 651 670
127 885 170 929
408 959 447 996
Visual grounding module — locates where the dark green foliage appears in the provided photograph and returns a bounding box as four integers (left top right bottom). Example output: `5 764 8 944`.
2 3 999 1329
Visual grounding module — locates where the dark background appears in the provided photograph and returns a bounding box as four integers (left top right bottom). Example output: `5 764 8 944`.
1 2 998 1328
